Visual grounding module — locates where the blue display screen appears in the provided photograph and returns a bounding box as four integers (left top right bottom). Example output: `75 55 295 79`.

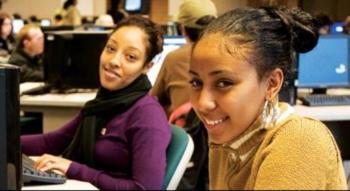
297 35 350 88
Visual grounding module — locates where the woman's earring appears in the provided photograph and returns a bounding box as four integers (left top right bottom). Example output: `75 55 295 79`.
262 99 269 125
262 98 279 127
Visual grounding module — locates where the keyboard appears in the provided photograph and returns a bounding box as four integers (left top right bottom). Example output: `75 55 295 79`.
299 94 350 106
22 154 66 184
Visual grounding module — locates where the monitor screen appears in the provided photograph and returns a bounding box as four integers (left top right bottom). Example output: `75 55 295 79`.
123 0 149 14
125 0 141 11
147 36 186 85
297 35 350 88
330 21 344 34
12 19 24 34
40 19 51 27
43 31 110 90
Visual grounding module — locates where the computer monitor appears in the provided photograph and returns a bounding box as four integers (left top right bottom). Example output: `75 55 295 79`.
41 25 75 33
12 19 24 35
0 64 21 189
297 35 350 93
330 21 344 34
43 31 110 91
147 36 186 85
123 0 150 14
40 19 51 27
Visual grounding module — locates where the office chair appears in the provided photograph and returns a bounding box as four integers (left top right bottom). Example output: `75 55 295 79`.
168 102 192 128
163 125 194 190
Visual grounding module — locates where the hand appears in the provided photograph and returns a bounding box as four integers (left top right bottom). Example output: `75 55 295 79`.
34 154 72 175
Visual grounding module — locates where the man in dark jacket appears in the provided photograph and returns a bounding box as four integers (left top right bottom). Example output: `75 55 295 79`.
9 24 44 82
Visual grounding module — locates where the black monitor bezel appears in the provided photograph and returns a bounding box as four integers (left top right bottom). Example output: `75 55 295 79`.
123 0 150 14
43 30 110 91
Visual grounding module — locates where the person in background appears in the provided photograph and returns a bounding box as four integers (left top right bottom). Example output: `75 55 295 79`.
59 0 81 26
151 0 217 116
343 16 350 34
21 16 171 190
8 24 44 82
28 15 40 24
12 13 22 20
0 11 15 56
107 0 128 24
95 14 114 27
189 7 347 189
314 12 332 35
53 14 64 26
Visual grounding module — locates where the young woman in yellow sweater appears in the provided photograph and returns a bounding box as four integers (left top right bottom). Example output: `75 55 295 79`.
188 7 347 189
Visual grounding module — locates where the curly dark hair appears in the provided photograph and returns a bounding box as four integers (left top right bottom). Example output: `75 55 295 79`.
194 7 319 81
112 15 164 63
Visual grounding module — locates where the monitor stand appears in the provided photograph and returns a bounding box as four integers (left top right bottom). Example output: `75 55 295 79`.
50 88 79 94
50 87 97 94
311 88 327 94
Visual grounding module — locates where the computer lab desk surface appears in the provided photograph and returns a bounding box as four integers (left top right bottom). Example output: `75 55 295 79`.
294 104 350 121
295 88 350 121
20 92 96 133
22 179 98 190
20 89 350 133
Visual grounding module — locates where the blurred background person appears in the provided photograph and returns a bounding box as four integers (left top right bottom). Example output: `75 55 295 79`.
314 12 332 35
107 0 128 24
343 16 350 34
28 15 40 24
0 11 15 56
94 14 114 27
8 24 44 82
151 0 217 116
56 0 81 26
53 13 64 26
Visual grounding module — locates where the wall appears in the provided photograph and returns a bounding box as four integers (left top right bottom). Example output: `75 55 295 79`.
168 0 248 17
150 0 168 25
212 0 248 15
337 0 350 20
2 0 106 19
6 0 347 25
247 0 298 7
2 0 61 19
301 0 350 21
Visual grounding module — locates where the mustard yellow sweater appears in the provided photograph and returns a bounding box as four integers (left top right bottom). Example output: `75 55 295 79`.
209 114 347 190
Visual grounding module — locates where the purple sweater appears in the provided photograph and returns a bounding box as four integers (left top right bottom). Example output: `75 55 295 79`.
21 95 171 190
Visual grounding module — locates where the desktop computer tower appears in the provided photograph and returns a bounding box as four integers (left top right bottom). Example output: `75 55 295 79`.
279 78 297 105
279 58 297 105
0 64 21 189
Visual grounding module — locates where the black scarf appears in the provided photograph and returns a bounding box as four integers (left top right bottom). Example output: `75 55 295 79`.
62 74 152 166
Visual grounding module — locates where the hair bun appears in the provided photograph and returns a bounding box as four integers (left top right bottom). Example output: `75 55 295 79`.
280 8 319 53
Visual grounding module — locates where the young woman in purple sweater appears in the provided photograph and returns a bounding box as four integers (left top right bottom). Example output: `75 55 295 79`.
21 16 171 190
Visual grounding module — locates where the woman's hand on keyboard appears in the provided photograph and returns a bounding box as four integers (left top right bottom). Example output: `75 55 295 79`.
34 153 72 175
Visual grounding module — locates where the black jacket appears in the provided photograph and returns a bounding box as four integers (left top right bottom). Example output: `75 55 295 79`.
8 48 43 82
0 37 14 56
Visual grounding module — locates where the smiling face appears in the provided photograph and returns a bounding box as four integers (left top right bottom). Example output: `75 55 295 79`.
190 33 270 144
99 26 151 91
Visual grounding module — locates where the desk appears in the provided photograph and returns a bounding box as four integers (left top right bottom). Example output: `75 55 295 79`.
294 104 350 121
20 92 96 133
294 88 350 121
22 179 98 190
20 89 350 132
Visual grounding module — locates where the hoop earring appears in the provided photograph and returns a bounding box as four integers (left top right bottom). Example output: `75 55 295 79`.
262 99 278 127
262 100 270 125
